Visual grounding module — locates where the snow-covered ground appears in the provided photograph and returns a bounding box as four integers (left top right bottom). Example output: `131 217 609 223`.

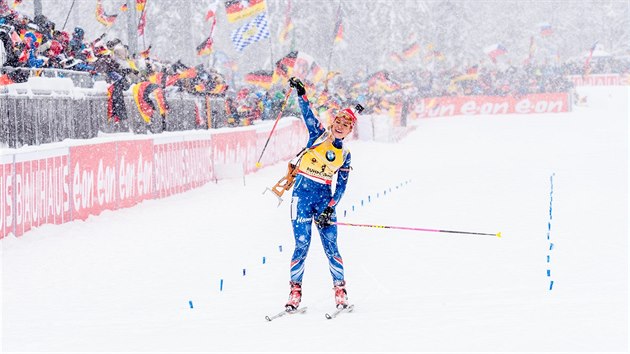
2 87 628 353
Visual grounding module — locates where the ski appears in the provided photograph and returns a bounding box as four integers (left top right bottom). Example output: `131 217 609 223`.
325 304 355 319
265 306 308 321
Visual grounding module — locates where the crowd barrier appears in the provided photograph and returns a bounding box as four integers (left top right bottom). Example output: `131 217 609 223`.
567 74 630 86
0 118 307 239
0 76 228 148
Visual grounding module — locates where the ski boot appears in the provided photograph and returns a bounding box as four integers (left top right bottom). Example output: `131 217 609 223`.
285 281 302 311
333 281 349 309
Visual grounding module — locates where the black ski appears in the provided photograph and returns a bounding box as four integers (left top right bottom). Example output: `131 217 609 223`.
325 304 354 319
265 306 308 321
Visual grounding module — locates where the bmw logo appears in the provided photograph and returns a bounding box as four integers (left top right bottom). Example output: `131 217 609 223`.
326 150 336 162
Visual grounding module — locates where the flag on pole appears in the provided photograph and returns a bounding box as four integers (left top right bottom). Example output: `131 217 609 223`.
197 36 214 56
230 13 270 52
272 50 297 83
140 45 151 58
245 70 273 89
137 8 147 35
583 41 598 76
539 22 553 36
526 36 536 64
96 0 117 27
402 43 420 59
333 11 343 44
224 0 266 23
206 0 219 21
197 13 217 56
278 0 294 44
484 43 507 63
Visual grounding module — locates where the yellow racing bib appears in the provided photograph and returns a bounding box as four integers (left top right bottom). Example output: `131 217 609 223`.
297 138 346 184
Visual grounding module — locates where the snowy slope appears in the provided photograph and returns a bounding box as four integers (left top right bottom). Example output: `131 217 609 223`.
1 87 628 353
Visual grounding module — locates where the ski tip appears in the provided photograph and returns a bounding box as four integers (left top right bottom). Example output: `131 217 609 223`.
265 316 272 321
496 232 502 238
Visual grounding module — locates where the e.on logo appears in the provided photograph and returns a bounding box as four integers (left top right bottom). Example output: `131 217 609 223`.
515 97 565 114
460 100 510 115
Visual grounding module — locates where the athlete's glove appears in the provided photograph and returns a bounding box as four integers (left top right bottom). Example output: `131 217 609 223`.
316 206 335 227
288 77 306 96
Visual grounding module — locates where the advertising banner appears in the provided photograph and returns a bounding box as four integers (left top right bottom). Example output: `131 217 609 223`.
116 139 154 209
1 154 14 239
70 142 118 221
154 136 214 198
11 149 70 237
212 130 257 174
415 93 570 118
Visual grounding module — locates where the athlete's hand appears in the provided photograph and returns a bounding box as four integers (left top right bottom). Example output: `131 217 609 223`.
316 206 335 227
288 77 306 96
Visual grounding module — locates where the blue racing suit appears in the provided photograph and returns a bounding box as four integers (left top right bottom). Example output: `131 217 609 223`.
289 95 351 286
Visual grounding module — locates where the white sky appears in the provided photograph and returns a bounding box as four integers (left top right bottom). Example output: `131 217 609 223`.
1 86 628 353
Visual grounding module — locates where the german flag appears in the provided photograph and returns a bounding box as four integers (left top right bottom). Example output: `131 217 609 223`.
224 0 266 23
196 36 214 56
310 63 324 83
402 43 420 59
133 82 168 123
273 51 297 82
165 67 197 87
245 70 273 89
136 0 146 12
333 17 343 44
278 18 294 44
96 0 117 27
140 45 152 59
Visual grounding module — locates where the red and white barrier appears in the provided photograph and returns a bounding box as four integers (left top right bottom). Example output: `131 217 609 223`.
1 118 307 238
414 92 571 118
568 74 629 86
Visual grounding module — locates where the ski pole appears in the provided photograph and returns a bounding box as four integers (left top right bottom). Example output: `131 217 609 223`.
335 222 501 238
255 88 293 168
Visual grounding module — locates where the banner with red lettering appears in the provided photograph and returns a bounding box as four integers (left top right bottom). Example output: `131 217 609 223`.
414 93 570 118
153 136 214 198
1 154 14 239
567 74 629 86
212 130 258 173
10 149 70 237
116 139 154 209
70 143 118 221
1 118 307 238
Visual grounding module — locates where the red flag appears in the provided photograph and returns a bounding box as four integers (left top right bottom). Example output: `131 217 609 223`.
138 8 147 35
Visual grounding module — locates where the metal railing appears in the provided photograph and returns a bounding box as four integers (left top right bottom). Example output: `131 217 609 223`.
0 81 228 148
